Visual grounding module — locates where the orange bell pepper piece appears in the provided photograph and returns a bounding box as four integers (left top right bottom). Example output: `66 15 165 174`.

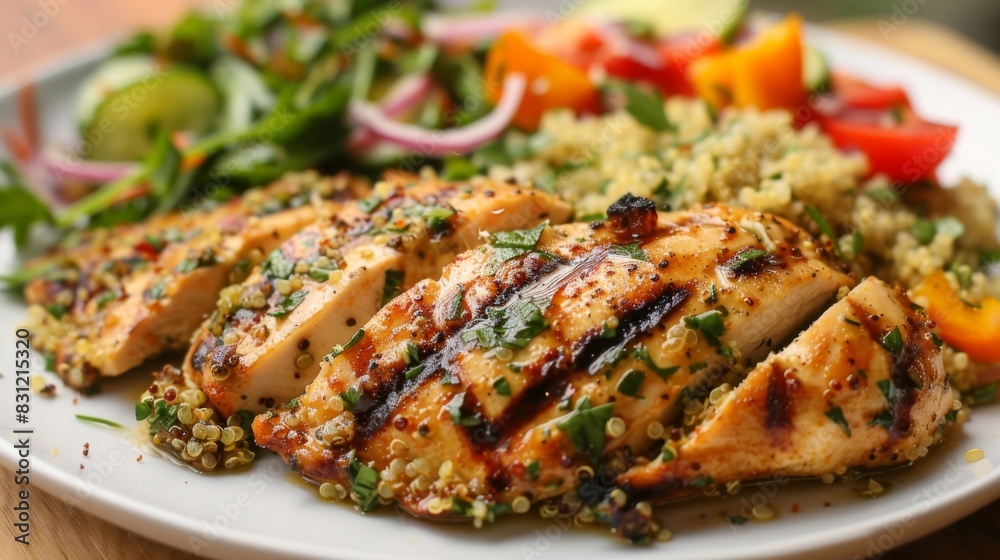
484 31 602 131
690 14 806 112
912 271 1000 363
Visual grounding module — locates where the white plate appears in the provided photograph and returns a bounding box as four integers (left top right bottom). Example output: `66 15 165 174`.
2 19 999 560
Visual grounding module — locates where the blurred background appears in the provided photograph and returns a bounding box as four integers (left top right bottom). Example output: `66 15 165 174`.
759 0 1000 52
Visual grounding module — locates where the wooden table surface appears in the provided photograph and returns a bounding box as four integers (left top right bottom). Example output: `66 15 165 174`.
3 2 1000 559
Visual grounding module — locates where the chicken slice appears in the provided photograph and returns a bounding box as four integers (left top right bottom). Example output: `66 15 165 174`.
254 198 852 523
612 276 953 539
25 172 368 388
186 178 572 417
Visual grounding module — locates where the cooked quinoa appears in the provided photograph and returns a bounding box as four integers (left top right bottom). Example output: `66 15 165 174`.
486 98 1000 390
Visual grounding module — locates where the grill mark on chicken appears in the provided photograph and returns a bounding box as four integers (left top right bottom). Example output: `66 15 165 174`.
765 363 796 435
846 299 921 441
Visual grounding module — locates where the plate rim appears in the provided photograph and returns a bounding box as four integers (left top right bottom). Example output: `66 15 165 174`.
1 20 999 560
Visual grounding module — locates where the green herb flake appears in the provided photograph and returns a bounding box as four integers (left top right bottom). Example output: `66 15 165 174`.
966 382 999 407
868 410 894 430
621 84 673 132
865 188 900 205
727 514 749 526
609 243 648 261
689 362 707 373
825 405 852 437
661 446 676 462
446 392 482 427
805 206 842 257
616 370 646 398
339 387 362 410
526 460 540 480
877 379 896 403
381 270 405 306
632 345 679 379
881 327 904 357
423 206 456 234
95 290 117 309
326 329 365 361
268 289 308 317
556 397 615 462
262 249 296 280
684 308 727 346
358 194 383 213
462 299 549 350
689 475 714 489
75 414 123 429
347 455 380 512
493 376 512 397
135 402 152 421
723 248 770 274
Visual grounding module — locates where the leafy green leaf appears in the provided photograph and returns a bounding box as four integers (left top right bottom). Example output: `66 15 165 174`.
632 345 679 379
446 392 482 427
609 243 648 261
262 249 296 280
340 387 362 410
825 406 852 437
381 269 404 306
0 163 53 246
326 329 365 361
616 370 646 398
621 85 673 132
441 156 478 181
493 376 511 397
683 308 728 346
556 397 615 462
462 299 549 350
268 289 308 317
347 455 380 512
881 327 904 357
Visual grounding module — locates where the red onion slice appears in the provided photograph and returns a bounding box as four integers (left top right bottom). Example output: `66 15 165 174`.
422 12 545 45
40 148 138 184
347 73 435 153
349 72 526 157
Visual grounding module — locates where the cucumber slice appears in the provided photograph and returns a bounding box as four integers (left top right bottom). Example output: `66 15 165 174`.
803 47 831 93
75 56 219 161
579 0 746 42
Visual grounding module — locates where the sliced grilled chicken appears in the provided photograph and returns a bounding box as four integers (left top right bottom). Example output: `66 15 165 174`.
612 276 952 538
254 198 852 523
25 172 368 388
187 178 572 417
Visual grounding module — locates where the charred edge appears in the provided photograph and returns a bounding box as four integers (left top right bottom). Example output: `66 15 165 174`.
848 299 920 442
765 362 795 432
606 194 658 240
353 254 563 444
490 283 691 454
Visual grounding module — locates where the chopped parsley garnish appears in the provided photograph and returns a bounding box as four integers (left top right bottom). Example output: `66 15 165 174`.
909 216 965 245
723 248 770 274
844 316 861 327
660 446 676 462
600 320 617 339
358 194 383 213
632 345 679 379
689 475 714 489
706 284 718 304
966 382 998 406
404 364 425 381
381 270 404 306
75 414 123 429
930 332 944 348
556 397 615 462
881 327 904 357
176 250 218 274
851 230 864 257
461 299 549 350
308 264 336 282
609 243 648 261
616 370 646 398
44 304 66 319
689 362 707 373
402 341 420 365
262 249 296 279
727 514 749 526
621 84 673 132
146 281 168 300
865 187 900 205
526 460 540 480
446 393 482 426
95 290 116 309
450 287 464 320
135 402 152 421
683 307 728 346
268 289 308 317
805 206 842 257
326 329 365 361
422 206 456 234
143 399 179 433
877 379 896 403
825 405 852 437
868 410 894 430
577 212 606 222
339 387 362 410
484 221 549 274
347 455 380 512
493 376 511 397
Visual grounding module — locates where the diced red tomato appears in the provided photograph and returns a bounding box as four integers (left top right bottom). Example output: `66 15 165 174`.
831 73 910 110
817 105 957 183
